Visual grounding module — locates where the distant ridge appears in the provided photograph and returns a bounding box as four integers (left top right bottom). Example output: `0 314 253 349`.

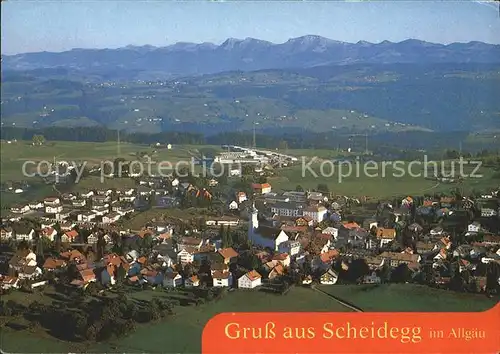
2 36 500 78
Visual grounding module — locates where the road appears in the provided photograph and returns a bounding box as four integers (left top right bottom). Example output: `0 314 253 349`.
310 284 363 312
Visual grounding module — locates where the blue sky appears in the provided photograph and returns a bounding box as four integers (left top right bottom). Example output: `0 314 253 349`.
2 1 499 54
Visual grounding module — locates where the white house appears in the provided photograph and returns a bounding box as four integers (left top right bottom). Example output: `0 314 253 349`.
15 228 36 242
184 275 200 287
303 205 328 223
87 233 98 245
320 269 339 285
230 169 241 177
270 202 302 217
18 266 43 280
44 197 61 206
272 253 291 267
55 209 71 221
40 227 58 242
163 272 183 288
212 271 233 287
236 192 247 203
28 201 44 210
103 212 121 224
177 248 195 264
376 228 397 248
45 204 63 214
278 240 301 257
363 271 382 284
481 208 497 218
78 211 97 222
468 222 481 233
156 253 173 268
119 195 136 202
0 276 20 290
238 270 262 289
430 226 444 236
322 227 339 240
302 275 313 285
10 204 31 214
72 199 86 207
0 227 13 240
92 206 109 216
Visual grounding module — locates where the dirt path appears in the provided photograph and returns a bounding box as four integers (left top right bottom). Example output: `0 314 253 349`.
419 182 441 193
311 285 363 312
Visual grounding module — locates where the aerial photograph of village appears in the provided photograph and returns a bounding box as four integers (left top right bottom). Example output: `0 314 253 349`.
0 1 499 353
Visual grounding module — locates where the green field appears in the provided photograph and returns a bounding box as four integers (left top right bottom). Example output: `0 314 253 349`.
271 159 500 198
0 286 351 353
0 141 220 209
2 284 498 353
319 284 499 312
1 141 498 209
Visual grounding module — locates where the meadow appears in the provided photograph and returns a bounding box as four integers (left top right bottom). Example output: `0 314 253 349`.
2 284 497 353
1 141 498 210
270 157 499 198
0 286 351 353
0 140 216 209
319 284 499 312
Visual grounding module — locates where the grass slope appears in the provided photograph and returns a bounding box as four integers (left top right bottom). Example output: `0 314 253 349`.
319 284 498 312
0 287 351 353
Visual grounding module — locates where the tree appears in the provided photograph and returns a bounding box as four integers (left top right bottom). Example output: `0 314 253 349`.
96 233 106 261
390 264 412 284
140 234 153 253
32 134 46 146
116 264 127 284
379 264 391 284
295 185 304 192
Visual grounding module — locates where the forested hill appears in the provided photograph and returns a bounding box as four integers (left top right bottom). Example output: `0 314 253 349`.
2 63 500 134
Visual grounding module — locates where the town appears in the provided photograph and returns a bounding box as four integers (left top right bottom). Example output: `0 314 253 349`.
1 144 499 347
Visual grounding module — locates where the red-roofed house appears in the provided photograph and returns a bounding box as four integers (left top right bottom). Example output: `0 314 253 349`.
272 253 290 267
185 275 200 287
61 229 79 243
212 271 233 287
238 270 262 289
40 227 58 242
0 275 20 290
214 247 239 264
251 183 271 194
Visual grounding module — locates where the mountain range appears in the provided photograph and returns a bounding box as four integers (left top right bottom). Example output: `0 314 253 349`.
3 36 500 78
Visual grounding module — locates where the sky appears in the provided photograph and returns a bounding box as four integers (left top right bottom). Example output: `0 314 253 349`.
2 1 500 55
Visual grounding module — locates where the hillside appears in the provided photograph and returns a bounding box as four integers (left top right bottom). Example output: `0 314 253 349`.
1 62 499 134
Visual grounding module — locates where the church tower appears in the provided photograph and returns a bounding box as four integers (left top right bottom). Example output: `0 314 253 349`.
248 202 259 243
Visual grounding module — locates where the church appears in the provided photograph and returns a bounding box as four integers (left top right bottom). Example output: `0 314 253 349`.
247 203 289 251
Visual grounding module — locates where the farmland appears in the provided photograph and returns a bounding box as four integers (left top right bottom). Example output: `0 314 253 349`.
270 159 500 198
318 284 499 312
0 140 217 210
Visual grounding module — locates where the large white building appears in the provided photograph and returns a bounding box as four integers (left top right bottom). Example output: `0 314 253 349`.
248 204 289 251
303 205 328 223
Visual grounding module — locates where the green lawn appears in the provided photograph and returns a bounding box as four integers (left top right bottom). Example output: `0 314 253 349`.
0 141 220 208
319 284 499 312
271 160 499 198
88 287 352 354
0 286 351 353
